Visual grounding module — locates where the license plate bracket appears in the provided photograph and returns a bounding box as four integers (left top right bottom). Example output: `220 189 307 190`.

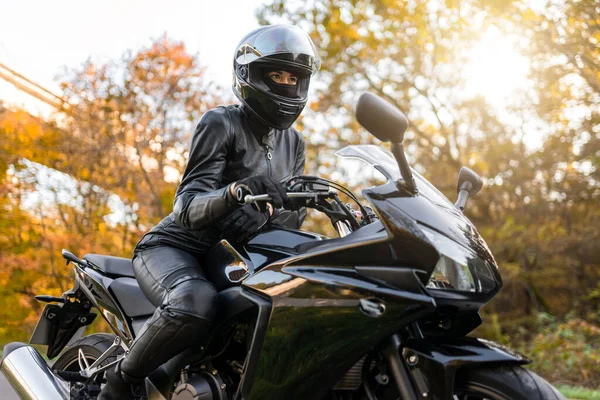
30 303 97 358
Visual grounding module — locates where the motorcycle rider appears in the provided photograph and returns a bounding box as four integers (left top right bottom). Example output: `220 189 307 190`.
98 24 321 399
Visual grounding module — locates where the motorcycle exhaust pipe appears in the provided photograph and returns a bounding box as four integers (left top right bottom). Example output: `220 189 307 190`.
1 342 69 400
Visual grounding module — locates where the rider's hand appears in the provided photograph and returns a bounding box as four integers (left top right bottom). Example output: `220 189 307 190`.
219 204 270 242
284 196 308 211
283 179 308 210
231 175 288 210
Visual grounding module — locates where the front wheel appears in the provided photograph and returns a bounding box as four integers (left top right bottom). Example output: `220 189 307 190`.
454 364 566 400
359 363 566 400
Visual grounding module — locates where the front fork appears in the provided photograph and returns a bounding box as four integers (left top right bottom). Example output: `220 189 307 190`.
381 334 531 400
382 334 418 400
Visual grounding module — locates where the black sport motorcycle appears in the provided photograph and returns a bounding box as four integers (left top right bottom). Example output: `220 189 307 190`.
1 93 565 400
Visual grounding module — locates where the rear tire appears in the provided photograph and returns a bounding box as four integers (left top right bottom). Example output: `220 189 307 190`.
53 333 121 372
455 364 566 400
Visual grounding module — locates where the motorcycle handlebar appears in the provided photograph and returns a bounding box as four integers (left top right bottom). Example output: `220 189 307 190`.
243 192 322 204
234 184 335 205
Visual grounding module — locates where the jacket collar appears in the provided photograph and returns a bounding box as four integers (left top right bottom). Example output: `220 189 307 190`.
240 105 275 146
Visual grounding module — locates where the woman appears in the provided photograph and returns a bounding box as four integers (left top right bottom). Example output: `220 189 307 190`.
99 24 321 399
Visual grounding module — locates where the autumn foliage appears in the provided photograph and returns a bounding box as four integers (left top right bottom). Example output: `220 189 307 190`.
259 0 599 386
1 0 599 388
0 36 222 343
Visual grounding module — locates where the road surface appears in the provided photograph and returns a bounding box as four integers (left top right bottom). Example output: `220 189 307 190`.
0 373 18 399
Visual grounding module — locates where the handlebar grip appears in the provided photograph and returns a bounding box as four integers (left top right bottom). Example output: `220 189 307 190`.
235 184 253 204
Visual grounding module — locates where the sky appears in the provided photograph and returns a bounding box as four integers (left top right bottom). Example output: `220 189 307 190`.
0 0 541 220
0 0 273 222
1 0 541 152
0 0 269 111
1 0 533 118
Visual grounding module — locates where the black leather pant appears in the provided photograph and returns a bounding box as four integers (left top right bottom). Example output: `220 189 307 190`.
120 246 217 379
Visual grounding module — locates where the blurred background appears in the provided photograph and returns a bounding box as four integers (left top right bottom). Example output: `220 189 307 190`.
0 0 598 394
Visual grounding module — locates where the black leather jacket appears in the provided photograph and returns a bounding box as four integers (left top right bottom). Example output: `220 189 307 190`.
135 104 306 255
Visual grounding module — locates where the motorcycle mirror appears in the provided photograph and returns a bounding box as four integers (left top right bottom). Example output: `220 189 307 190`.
356 92 408 143
355 92 418 194
457 167 483 196
454 167 483 211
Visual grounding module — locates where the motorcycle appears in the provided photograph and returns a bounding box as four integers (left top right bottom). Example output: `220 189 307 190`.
1 92 565 400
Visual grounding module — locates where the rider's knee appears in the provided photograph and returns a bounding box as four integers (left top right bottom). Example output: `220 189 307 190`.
163 278 218 322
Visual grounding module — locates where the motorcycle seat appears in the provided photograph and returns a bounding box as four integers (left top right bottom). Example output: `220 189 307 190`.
109 277 156 317
84 254 135 278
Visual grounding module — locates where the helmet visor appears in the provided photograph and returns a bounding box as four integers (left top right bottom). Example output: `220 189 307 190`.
235 25 321 74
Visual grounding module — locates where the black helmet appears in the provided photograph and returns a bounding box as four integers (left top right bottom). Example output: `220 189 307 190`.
232 25 321 130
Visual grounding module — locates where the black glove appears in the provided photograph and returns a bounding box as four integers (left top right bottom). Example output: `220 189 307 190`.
282 178 308 211
283 195 308 211
219 204 270 242
234 175 288 210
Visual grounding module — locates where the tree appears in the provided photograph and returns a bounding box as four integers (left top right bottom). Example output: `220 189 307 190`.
0 35 224 343
258 0 600 326
58 34 223 227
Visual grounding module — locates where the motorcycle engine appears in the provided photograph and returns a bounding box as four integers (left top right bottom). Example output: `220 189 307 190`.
171 370 227 400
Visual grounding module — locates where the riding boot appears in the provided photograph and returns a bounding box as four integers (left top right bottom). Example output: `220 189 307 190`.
98 361 146 400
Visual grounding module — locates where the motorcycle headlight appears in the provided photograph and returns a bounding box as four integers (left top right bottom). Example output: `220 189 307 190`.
420 226 498 293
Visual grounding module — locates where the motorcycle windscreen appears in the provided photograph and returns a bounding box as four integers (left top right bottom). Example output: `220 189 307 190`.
335 144 455 209
337 145 501 293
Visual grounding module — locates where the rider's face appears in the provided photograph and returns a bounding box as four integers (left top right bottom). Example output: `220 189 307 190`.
266 70 298 86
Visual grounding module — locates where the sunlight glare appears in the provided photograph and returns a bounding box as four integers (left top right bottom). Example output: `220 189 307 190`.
464 27 530 108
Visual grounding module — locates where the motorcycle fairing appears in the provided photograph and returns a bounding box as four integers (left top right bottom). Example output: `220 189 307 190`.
335 145 502 297
241 237 438 400
402 337 531 400
236 186 440 399
362 182 503 307
244 277 436 400
335 145 494 261
74 265 136 343
236 174 504 399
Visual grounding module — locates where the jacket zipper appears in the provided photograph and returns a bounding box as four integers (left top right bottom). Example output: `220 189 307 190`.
265 145 272 177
